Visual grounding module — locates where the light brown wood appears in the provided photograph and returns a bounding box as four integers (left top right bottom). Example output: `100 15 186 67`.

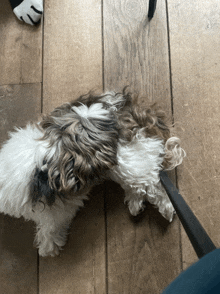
0 84 42 137
0 0 42 85
39 1 106 293
168 0 220 268
103 0 172 109
105 182 181 294
2 0 220 291
42 0 103 113
0 83 41 294
0 216 38 294
103 0 181 292
0 2 42 292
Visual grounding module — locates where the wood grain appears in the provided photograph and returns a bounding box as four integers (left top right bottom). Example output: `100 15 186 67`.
0 2 42 293
42 0 103 113
0 83 41 294
168 0 220 268
0 0 42 85
105 182 181 294
0 216 38 294
103 0 181 292
0 84 42 138
2 0 219 291
103 0 171 109
40 1 105 293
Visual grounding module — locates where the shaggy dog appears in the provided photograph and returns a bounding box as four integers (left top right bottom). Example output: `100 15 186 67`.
0 90 185 257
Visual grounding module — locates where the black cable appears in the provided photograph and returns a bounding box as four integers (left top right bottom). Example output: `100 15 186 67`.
160 170 216 259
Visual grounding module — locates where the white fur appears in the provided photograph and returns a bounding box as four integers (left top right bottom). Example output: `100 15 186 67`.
165 137 186 170
100 93 126 111
110 132 175 222
0 124 88 256
32 196 88 257
0 104 185 257
0 125 46 217
72 103 110 120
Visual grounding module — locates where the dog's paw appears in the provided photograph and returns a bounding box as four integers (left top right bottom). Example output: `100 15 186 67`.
159 203 175 222
38 242 62 257
128 199 145 216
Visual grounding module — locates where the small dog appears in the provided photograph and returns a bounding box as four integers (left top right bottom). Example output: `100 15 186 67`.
0 90 185 257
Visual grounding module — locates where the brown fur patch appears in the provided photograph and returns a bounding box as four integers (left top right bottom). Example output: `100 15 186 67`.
117 102 170 143
39 91 172 197
40 96 119 192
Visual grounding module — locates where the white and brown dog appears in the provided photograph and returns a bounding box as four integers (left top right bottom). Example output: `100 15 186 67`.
0 90 185 257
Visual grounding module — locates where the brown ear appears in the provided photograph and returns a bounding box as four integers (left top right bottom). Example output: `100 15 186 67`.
46 147 81 193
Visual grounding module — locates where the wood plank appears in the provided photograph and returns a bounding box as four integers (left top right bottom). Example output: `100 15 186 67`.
0 84 41 137
168 0 220 268
105 182 181 294
42 0 103 113
0 83 41 294
40 1 105 293
103 0 181 292
0 216 38 294
0 0 42 85
103 0 171 108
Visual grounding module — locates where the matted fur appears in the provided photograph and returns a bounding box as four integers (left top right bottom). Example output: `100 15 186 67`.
0 90 186 257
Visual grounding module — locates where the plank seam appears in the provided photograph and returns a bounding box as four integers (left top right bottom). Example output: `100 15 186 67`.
104 183 109 294
102 2 108 292
0 82 42 87
165 0 174 124
38 1 45 293
37 252 40 294
165 0 183 272
41 0 45 114
101 0 105 93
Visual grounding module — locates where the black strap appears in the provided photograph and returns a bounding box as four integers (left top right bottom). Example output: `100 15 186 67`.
160 170 216 258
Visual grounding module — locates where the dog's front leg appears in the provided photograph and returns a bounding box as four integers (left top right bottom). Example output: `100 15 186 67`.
109 170 147 216
146 182 175 222
123 187 146 216
35 221 70 257
32 199 80 257
34 213 72 257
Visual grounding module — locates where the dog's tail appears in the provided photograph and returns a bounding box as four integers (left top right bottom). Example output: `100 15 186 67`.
163 137 186 170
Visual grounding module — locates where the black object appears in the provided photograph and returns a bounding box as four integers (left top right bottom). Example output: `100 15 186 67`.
162 248 220 293
160 170 216 259
148 0 157 20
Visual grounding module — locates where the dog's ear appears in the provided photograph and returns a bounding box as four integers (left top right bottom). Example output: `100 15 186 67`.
30 163 81 206
47 152 81 193
30 166 56 206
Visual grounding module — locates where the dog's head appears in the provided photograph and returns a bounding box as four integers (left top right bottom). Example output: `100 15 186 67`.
39 99 119 198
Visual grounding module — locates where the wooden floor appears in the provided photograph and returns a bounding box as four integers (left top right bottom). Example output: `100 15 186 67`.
1 0 220 293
